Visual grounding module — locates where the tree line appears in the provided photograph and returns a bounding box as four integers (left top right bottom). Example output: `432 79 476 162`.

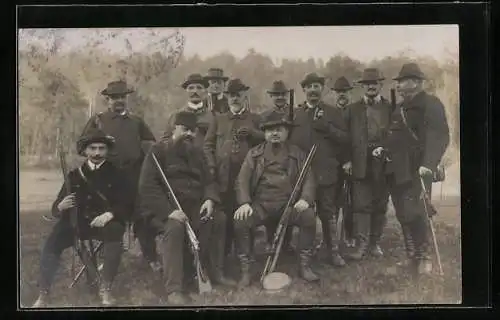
18 34 459 168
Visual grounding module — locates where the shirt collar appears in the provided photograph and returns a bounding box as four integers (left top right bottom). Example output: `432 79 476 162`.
229 106 246 116
87 159 106 171
187 101 205 111
363 95 382 105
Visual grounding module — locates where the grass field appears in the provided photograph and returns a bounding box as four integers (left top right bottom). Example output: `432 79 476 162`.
19 169 462 307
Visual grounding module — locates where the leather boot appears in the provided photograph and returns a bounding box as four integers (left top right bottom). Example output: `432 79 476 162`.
31 289 50 308
166 291 191 305
299 250 319 282
348 213 371 261
237 254 252 288
369 214 386 257
99 282 117 307
399 224 416 267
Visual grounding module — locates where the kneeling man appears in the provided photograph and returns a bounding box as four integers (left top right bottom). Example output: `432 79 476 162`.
32 128 131 307
138 111 233 306
233 111 319 287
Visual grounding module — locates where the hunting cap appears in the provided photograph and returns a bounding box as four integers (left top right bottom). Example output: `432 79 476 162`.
358 68 385 84
205 67 229 81
181 73 209 89
393 62 426 81
101 80 134 96
267 80 290 95
300 72 325 88
174 111 198 132
224 78 250 93
260 110 295 131
262 272 292 292
77 127 115 156
331 76 353 92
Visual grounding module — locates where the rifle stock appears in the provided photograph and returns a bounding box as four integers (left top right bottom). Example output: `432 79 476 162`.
261 144 318 282
151 152 212 293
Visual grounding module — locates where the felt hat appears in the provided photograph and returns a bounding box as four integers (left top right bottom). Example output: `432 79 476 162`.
224 78 250 93
267 80 290 94
393 62 426 81
358 68 385 83
77 128 115 156
204 67 229 81
181 73 209 89
300 72 325 88
332 76 353 91
100 80 134 96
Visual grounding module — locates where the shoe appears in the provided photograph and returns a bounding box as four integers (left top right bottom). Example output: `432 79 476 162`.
237 254 252 288
330 252 347 267
369 244 384 257
416 259 433 275
31 290 50 308
166 292 191 305
149 261 162 273
213 273 237 287
348 239 369 261
99 285 117 307
299 250 319 282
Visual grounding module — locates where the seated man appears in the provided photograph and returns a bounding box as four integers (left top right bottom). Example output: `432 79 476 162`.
233 111 320 287
138 111 234 306
32 128 131 307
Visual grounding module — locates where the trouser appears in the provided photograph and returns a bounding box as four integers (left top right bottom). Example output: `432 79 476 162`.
156 204 226 294
233 203 317 257
38 218 124 291
388 174 432 260
317 184 341 253
351 174 389 246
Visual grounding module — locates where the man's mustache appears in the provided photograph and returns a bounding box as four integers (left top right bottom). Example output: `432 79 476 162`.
113 101 125 107
190 93 201 98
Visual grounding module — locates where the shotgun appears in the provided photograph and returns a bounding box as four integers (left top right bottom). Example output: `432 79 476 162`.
261 144 318 282
288 89 294 123
151 152 212 294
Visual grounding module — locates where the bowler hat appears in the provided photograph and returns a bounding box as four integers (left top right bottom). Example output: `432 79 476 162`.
174 111 198 132
224 78 250 93
101 80 134 96
300 72 325 88
267 80 290 94
393 63 426 81
204 68 229 81
358 68 385 83
260 110 295 130
77 128 115 156
332 76 353 91
181 74 209 89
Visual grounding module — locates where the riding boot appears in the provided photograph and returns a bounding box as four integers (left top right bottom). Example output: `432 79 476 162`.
411 218 433 275
328 218 346 267
400 223 416 267
348 213 371 261
237 254 252 287
31 289 50 308
369 214 386 257
298 249 319 282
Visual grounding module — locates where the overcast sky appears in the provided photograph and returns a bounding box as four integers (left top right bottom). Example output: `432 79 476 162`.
19 25 459 64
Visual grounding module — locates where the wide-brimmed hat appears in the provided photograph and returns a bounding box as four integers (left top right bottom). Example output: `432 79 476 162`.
332 76 353 91
224 78 250 93
260 110 295 130
393 63 426 81
77 128 115 156
181 74 209 89
174 111 198 132
100 80 134 96
204 68 229 81
358 68 385 84
267 80 290 94
300 72 325 88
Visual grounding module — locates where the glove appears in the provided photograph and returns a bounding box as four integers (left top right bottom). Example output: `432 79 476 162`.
419 166 433 177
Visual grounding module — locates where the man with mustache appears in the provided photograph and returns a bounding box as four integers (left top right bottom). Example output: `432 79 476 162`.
137 111 227 305
289 72 349 267
342 68 393 261
204 78 265 267
80 80 158 272
204 67 230 114
381 63 450 274
32 128 131 307
162 74 214 148
331 76 356 248
233 111 319 287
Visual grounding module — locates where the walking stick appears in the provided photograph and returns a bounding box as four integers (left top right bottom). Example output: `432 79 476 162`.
420 177 444 276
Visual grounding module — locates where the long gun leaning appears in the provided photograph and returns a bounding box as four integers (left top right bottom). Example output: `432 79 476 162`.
151 152 212 294
260 144 318 282
58 144 102 288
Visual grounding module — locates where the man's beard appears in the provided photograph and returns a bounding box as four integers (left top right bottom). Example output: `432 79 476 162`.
174 135 195 157
112 102 126 112
189 93 202 103
337 96 349 107
306 91 320 103
365 89 379 98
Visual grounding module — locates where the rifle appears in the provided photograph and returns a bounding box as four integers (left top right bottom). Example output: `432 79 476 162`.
288 89 294 123
390 88 397 113
150 151 212 294
337 179 351 244
261 144 318 282
419 177 444 276
69 241 104 288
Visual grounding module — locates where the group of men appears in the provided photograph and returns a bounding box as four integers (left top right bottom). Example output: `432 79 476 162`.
32 63 450 307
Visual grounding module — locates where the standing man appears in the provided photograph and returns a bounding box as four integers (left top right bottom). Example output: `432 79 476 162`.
233 111 319 287
382 63 449 274
137 111 231 305
204 78 265 262
32 128 131 307
80 80 158 271
331 76 355 248
204 67 230 114
162 74 214 148
342 68 393 260
289 72 349 267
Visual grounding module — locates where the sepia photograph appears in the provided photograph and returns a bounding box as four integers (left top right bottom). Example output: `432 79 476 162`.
18 24 461 308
